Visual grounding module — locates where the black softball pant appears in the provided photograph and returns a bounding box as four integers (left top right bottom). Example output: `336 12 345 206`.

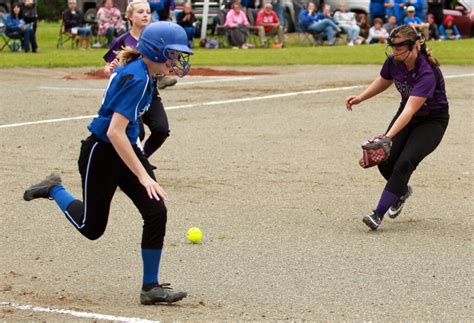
138 87 170 155
378 107 449 196
64 135 167 249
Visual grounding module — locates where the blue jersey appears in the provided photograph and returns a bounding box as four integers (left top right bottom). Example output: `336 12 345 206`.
88 59 153 144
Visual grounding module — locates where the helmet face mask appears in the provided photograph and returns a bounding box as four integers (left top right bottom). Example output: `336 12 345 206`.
164 48 191 77
137 22 193 77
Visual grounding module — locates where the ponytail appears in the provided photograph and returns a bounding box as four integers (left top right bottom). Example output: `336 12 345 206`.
418 38 440 67
117 46 141 65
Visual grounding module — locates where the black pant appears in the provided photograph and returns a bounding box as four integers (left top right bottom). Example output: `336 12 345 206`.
378 107 449 196
227 26 249 47
138 84 170 156
23 17 38 52
65 135 167 249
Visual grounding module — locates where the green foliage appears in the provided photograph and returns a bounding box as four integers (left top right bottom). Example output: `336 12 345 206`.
0 22 473 68
37 0 65 22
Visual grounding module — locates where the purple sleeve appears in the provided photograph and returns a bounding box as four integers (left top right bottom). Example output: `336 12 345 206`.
411 70 436 98
103 36 123 63
380 57 393 80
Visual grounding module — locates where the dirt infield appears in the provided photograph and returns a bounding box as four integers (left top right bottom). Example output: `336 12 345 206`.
0 65 472 321
62 67 275 80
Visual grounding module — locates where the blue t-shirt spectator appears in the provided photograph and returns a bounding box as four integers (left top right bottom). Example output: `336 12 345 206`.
410 0 425 20
5 14 25 33
404 16 422 24
299 10 324 30
439 24 461 40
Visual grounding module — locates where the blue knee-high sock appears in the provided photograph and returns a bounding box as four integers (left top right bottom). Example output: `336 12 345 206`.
375 189 400 215
49 185 76 213
142 248 162 286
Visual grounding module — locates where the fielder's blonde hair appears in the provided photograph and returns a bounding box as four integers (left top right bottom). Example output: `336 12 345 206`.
125 0 150 20
117 46 141 65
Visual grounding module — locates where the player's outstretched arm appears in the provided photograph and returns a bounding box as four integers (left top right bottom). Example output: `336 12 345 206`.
107 112 168 201
345 76 393 111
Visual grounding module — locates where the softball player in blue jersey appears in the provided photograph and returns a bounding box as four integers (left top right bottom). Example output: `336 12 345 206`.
104 0 175 161
23 21 192 305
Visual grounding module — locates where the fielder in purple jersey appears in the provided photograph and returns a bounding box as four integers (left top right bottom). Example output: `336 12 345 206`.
104 0 176 161
345 25 449 230
104 31 137 63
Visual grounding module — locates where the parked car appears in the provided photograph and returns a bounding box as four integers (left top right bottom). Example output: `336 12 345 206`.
324 0 369 15
443 0 473 37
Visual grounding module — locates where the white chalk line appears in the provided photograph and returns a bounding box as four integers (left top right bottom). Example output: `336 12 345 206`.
444 73 474 79
0 85 363 129
2 73 472 130
38 76 257 92
0 301 159 323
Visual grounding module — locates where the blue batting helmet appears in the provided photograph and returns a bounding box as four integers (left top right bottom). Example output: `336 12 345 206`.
137 21 193 77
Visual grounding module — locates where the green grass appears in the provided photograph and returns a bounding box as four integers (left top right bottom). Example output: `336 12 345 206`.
1 21 473 68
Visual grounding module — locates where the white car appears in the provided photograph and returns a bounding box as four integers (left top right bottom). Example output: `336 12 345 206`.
324 0 369 15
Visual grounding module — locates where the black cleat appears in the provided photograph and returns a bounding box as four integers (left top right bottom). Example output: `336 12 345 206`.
140 283 187 305
362 210 383 231
388 186 413 219
23 174 62 201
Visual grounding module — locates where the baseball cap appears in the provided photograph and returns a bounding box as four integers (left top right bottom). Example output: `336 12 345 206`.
407 6 415 12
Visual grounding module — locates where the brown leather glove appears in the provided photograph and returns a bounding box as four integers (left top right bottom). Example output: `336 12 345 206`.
360 135 392 168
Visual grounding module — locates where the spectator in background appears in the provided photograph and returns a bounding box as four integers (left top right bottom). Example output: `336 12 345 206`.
409 0 425 21
299 2 341 45
256 2 284 48
427 13 440 40
439 15 461 40
156 0 175 21
333 1 360 46
356 12 369 44
224 1 250 48
239 0 249 8
148 0 163 21
383 14 397 34
370 0 386 22
292 0 307 32
272 0 285 27
427 0 444 26
177 1 196 48
404 5 429 39
64 0 92 49
21 0 38 52
393 0 407 25
96 0 125 46
384 0 395 18
5 3 35 52
367 17 388 43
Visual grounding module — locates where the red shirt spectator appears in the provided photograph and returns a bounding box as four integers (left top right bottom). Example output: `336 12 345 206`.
256 5 279 33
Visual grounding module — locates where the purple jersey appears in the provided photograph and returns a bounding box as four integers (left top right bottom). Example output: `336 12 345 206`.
380 54 449 112
103 32 138 63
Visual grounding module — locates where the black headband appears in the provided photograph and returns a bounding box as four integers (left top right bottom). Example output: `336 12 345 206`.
387 31 421 50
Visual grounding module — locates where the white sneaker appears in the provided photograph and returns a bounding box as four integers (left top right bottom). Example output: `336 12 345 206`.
348 40 354 46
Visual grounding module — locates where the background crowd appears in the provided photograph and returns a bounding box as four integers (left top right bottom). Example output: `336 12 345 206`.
0 0 468 53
